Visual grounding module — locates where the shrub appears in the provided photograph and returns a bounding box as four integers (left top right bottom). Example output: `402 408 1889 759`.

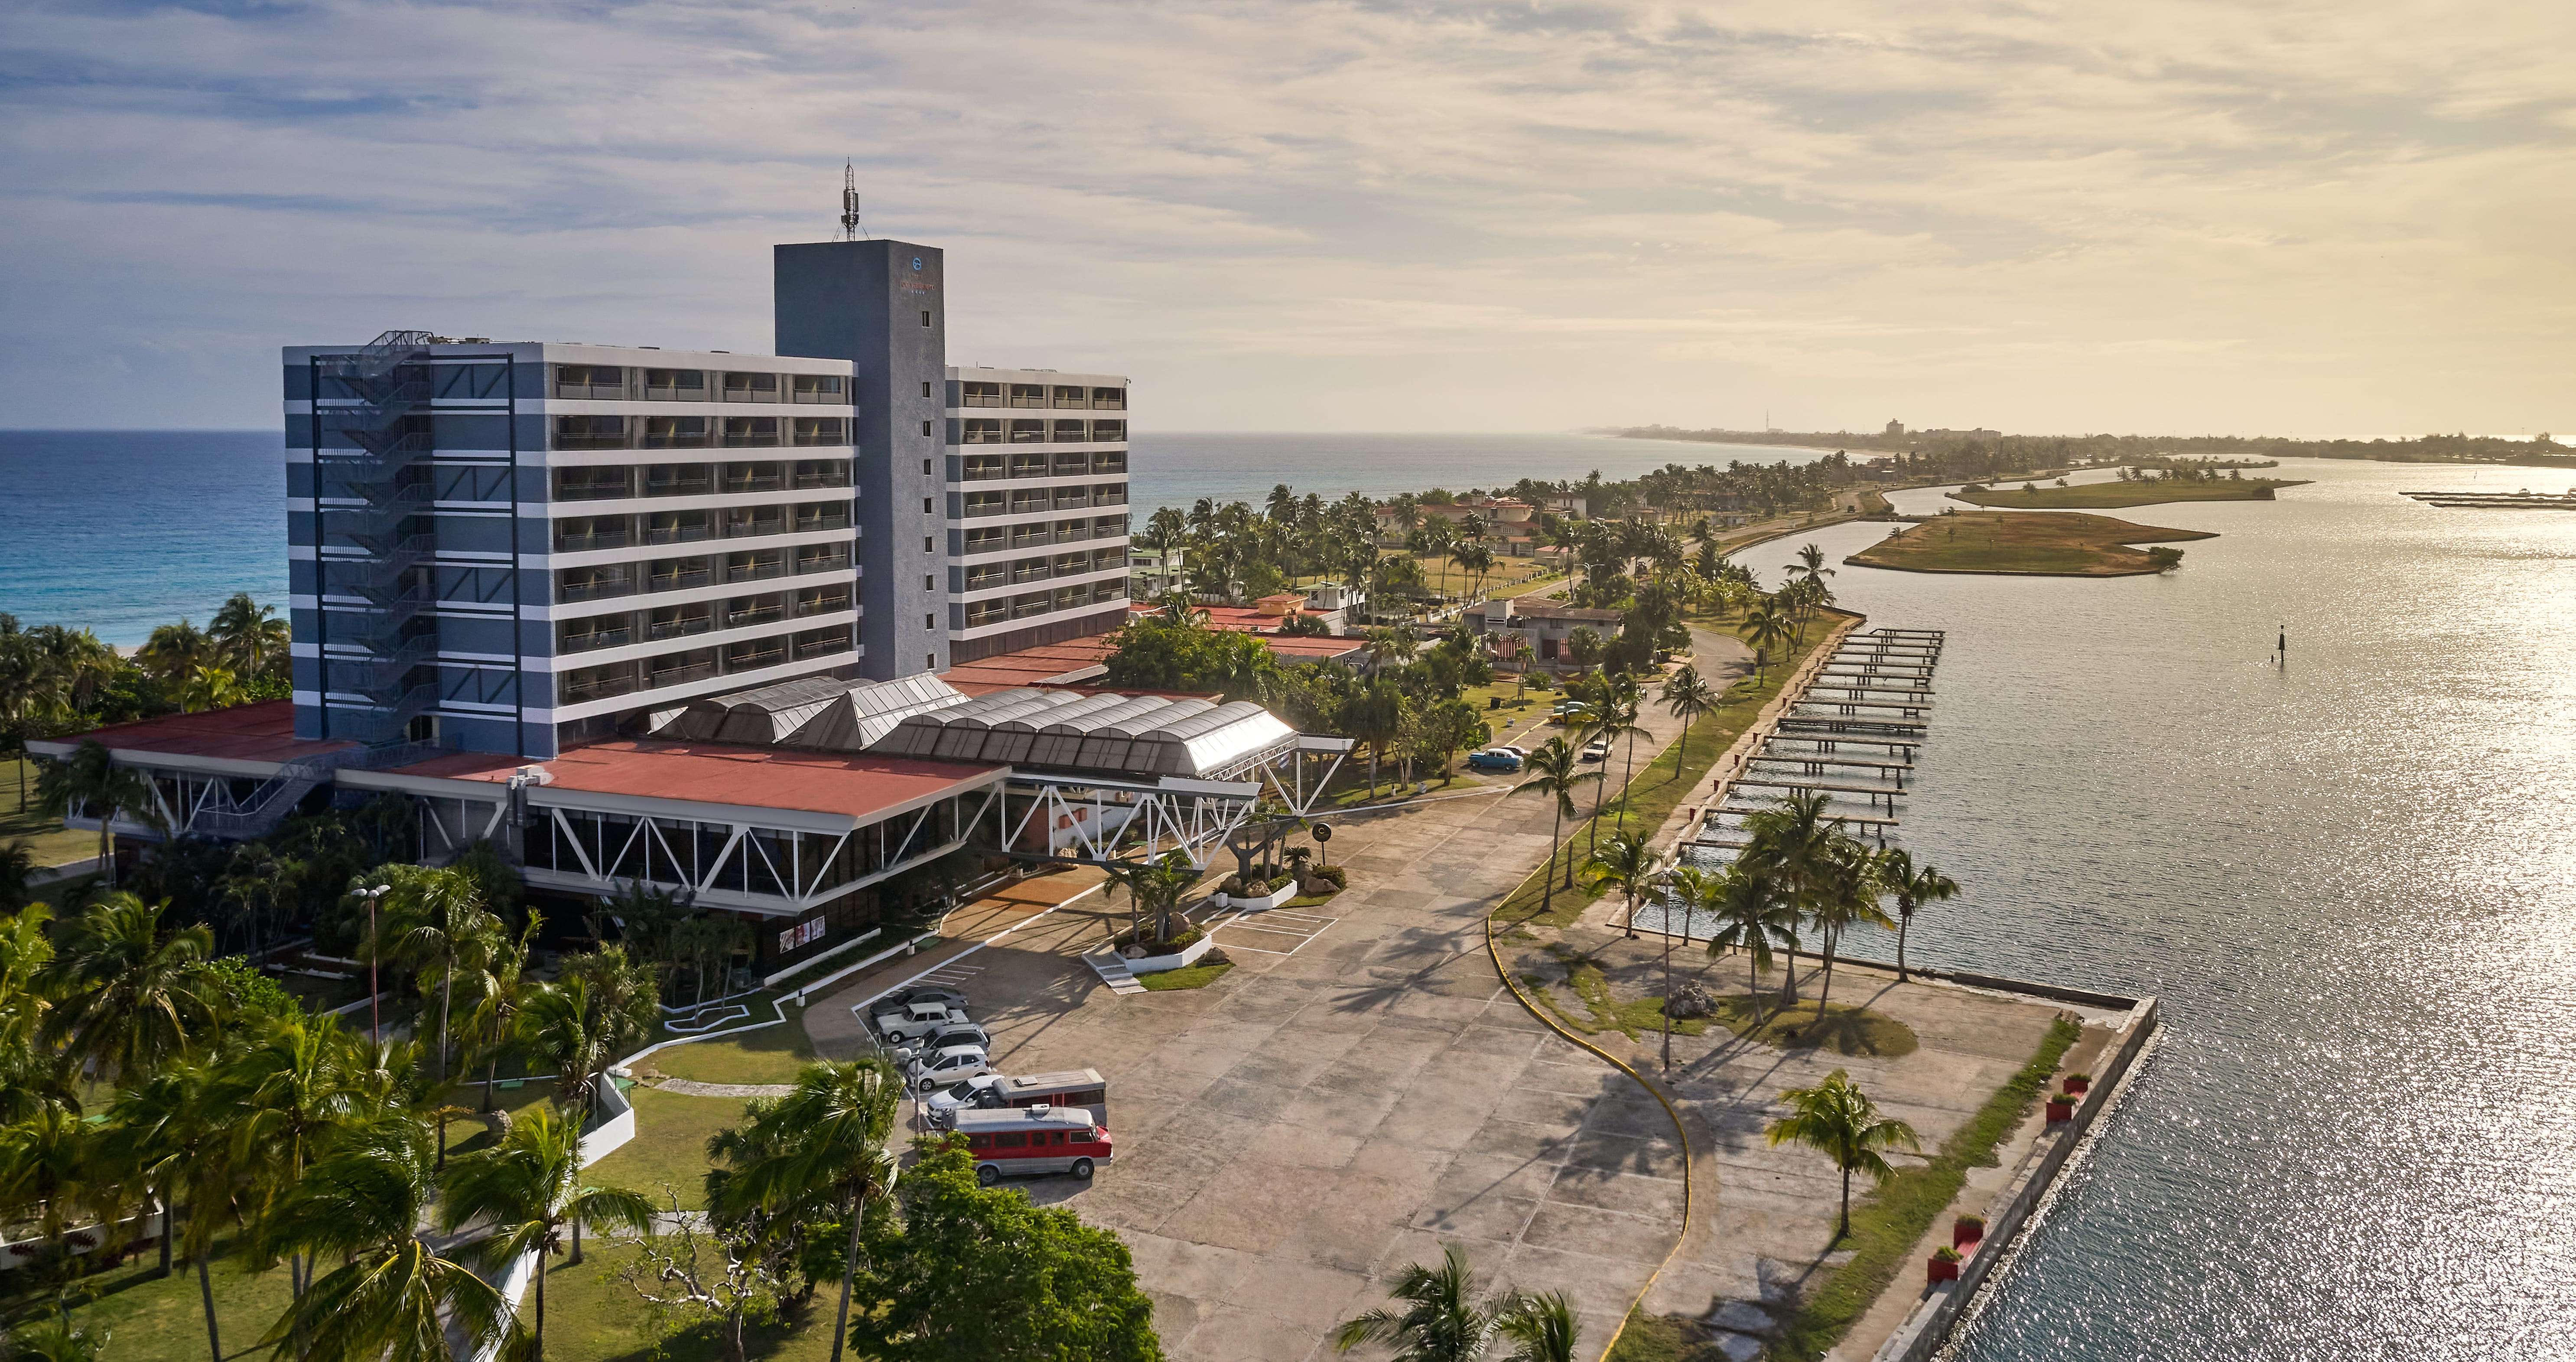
1955 1213 1985 1228
1200 947 1231 967
2064 1072 2092 1085
1932 1246 1962 1263
1313 864 1348 889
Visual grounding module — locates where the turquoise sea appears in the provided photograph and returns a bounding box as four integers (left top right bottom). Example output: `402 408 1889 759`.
0 429 1823 645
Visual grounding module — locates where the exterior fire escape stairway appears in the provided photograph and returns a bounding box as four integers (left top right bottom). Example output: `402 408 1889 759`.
315 331 444 748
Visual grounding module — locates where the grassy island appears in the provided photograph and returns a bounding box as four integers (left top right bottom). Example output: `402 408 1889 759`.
1950 477 2306 509
1847 510 2212 576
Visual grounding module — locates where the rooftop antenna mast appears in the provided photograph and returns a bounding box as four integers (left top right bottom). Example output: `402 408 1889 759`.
840 161 867 241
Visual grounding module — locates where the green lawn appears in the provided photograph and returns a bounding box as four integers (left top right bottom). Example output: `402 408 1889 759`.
1764 1017 2082 1361
1708 994 1919 1058
533 1239 836 1362
585 1088 755 1211
1848 511 2212 577
1517 945 1706 1041
637 1010 818 1087
3 754 95 868
1950 478 2304 509
1137 960 1234 991
441 1077 569 1158
33 1238 295 1362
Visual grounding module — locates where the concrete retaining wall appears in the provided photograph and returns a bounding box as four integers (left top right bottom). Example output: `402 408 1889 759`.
1868 994 2161 1362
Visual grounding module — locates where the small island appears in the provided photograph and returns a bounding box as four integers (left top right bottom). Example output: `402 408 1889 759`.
1950 472 2308 509
1847 510 2215 576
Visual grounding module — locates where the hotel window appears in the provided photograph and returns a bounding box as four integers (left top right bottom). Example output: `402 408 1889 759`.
961 381 1002 408
644 463 713 497
644 510 712 546
552 415 629 452
641 368 706 400
790 374 846 404
552 464 632 500
1090 387 1125 410
642 416 711 450
553 365 625 399
720 371 781 403
1008 384 1045 409
1053 420 1087 444
963 418 1003 445
790 417 846 446
791 458 851 489
722 417 780 448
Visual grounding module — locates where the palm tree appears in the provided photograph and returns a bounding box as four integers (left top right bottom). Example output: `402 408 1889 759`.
711 1061 901 1362
33 739 151 888
1878 849 1960 983
518 977 619 1114
1765 1069 1922 1238
1591 688 1656 832
223 1014 371 1306
135 619 213 685
440 1103 656 1360
1099 850 1199 948
369 863 503 1096
1497 1291 1579 1362
257 1117 523 1362
1701 867 1795 1027
1580 827 1662 943
1654 865 1724 1071
208 594 289 680
177 664 243 715
1332 1241 1507 1360
1738 792 1841 1006
1806 839 1893 1015
1659 665 1717 764
1737 602 1793 683
1783 541 1834 587
461 914 544 1113
36 891 215 1087
1512 737 1598 908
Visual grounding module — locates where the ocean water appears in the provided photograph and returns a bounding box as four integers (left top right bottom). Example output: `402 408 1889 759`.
0 430 289 646
1707 461 2576 1359
0 429 1821 644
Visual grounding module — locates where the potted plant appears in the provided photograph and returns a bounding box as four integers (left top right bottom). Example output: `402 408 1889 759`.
1927 1246 1961 1284
1952 1214 1985 1249
2063 1072 2092 1095
2045 1092 2075 1124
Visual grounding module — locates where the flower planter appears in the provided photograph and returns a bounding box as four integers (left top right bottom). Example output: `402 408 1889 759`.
1211 882 1298 912
2063 1074 2091 1095
1952 1217 1985 1250
2045 1097 2075 1125
1927 1254 1961 1285
1122 933 1218 975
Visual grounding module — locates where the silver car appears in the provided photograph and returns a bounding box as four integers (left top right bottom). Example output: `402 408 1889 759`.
906 1044 992 1092
922 1073 1010 1126
894 1023 994 1065
871 1001 971 1044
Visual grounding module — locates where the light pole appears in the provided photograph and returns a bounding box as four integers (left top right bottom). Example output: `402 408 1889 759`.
358 884 390 1043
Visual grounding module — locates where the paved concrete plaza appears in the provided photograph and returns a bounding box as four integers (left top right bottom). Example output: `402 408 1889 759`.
796 625 2069 1361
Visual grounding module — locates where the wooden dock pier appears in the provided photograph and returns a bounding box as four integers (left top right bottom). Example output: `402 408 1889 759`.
1689 626 1946 857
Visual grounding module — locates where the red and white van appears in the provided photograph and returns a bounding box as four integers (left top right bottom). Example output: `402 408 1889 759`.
953 1105 1113 1184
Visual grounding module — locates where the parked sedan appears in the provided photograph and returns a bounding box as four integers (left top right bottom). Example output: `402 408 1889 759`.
872 1001 971 1044
923 1073 1011 1125
894 1023 994 1064
1465 748 1523 772
882 985 970 1012
1580 738 1611 762
907 1045 994 1092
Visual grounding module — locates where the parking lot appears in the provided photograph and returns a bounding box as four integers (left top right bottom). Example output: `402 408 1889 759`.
817 784 1685 1362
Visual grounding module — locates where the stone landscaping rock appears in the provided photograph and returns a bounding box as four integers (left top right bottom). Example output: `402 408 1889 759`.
1666 981 1718 1019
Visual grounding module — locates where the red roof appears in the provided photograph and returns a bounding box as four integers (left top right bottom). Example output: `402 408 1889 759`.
35 701 355 767
391 740 1003 823
943 635 1119 694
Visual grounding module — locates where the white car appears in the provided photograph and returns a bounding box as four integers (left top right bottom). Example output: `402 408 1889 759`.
922 1073 1011 1125
907 1045 993 1092
872 1001 971 1044
1580 738 1611 762
894 1023 993 1064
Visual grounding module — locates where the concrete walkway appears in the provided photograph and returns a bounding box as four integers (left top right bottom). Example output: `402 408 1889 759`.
650 1078 796 1098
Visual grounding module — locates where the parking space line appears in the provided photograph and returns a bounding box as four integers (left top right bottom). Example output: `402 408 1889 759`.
1211 910 1340 958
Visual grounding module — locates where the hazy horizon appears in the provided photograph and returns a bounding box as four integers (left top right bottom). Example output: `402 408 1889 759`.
4 1 2569 436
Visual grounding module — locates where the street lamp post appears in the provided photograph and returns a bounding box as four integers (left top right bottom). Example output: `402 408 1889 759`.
359 884 390 1043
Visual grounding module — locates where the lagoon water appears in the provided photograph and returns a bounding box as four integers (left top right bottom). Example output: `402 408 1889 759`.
1721 461 2576 1359
10 430 2574 1353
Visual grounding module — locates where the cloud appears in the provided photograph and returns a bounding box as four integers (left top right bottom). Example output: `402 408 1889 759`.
0 0 2569 434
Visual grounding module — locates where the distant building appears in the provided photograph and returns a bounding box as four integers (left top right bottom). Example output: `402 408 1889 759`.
1129 544 1187 600
1885 420 1905 437
1475 596 1623 671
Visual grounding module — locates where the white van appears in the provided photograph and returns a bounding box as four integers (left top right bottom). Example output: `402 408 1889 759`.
993 1069 1109 1125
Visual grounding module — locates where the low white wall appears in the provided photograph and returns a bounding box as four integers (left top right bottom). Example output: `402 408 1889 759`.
1125 934 1217 975
1211 883 1297 911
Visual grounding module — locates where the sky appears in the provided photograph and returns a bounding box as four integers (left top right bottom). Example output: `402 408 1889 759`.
2 0 2571 437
